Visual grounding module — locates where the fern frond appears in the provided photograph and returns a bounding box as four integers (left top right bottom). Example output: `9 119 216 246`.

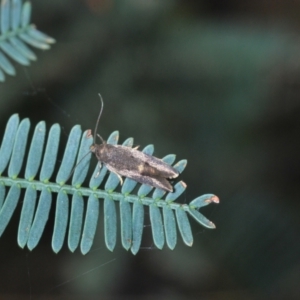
0 114 219 254
0 0 55 81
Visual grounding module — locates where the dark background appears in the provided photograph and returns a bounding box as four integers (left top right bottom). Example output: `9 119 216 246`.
0 0 300 299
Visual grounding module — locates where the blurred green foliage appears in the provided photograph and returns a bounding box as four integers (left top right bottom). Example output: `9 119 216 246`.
0 0 300 299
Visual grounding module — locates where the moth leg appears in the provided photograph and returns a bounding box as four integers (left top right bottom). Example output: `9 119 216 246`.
106 165 124 185
115 173 123 186
133 146 139 150
95 162 102 178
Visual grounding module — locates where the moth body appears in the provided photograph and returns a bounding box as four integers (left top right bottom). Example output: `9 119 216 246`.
89 95 179 192
90 142 179 192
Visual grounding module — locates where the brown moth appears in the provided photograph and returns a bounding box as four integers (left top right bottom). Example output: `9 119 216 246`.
90 95 179 192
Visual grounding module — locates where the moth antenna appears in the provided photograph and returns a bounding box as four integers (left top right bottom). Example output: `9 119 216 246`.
94 94 105 144
65 150 92 183
97 134 105 144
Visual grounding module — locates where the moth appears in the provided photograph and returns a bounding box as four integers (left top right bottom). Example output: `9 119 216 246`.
89 95 179 192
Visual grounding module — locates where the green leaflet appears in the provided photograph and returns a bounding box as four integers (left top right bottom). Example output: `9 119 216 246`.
0 0 55 81
0 114 219 254
52 189 69 253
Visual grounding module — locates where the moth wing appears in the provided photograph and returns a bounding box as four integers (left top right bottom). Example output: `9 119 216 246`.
106 164 173 192
122 171 173 192
129 173 173 192
114 145 179 179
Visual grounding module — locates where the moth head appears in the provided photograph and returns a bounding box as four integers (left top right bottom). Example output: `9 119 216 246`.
90 142 106 152
90 143 107 159
90 144 96 153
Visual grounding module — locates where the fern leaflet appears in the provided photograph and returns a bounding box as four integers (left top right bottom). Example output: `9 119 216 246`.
0 0 55 81
0 114 219 254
